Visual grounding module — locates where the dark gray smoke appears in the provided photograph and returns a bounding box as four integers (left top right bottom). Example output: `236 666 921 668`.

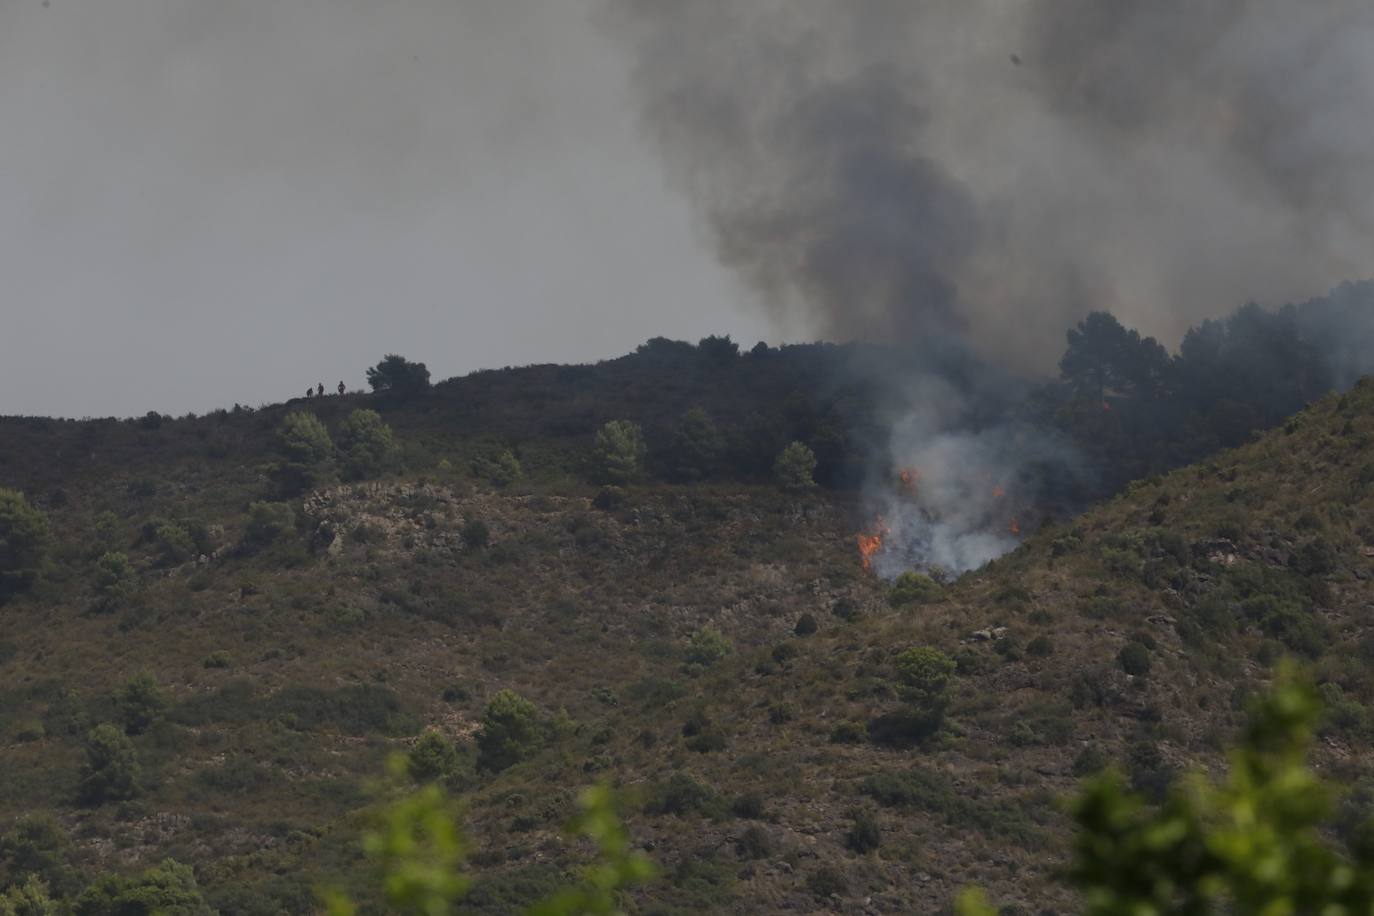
605 1 1374 574
605 0 1374 368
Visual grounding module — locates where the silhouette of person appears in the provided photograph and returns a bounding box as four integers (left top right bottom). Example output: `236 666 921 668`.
306 387 313 398
337 381 346 396
316 383 325 397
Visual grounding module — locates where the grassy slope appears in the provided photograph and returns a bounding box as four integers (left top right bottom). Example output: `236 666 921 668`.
1 371 1373 913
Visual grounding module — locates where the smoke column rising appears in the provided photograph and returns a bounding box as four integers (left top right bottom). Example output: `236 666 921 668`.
605 0 1374 367
605 1 1374 573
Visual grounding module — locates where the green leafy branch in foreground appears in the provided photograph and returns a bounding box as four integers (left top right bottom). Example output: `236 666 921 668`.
325 759 653 916
526 784 657 916
959 665 1374 915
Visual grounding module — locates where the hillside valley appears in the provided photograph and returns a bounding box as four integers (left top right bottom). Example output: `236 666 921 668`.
2 344 1374 914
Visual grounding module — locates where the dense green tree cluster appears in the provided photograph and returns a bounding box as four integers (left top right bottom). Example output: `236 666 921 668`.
0 874 57 915
894 646 955 737
92 551 137 612
773 441 817 491
338 408 401 480
0 816 78 899
73 859 210 916
0 489 49 598
271 411 337 495
77 725 140 806
1051 285 1374 493
592 421 646 485
470 445 522 488
115 673 167 736
669 408 725 482
366 354 431 399
270 410 401 495
475 690 541 773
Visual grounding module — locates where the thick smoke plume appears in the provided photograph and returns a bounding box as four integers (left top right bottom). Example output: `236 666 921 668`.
605 0 1374 366
606 1 1374 573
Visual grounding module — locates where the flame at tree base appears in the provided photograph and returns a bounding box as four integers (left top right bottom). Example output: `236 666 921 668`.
856 515 889 572
855 467 1032 577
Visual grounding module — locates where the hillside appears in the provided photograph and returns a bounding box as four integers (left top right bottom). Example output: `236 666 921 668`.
1 356 1373 914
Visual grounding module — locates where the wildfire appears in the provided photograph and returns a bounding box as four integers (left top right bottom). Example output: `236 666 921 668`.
991 485 1006 500
857 515 889 572
1009 517 1022 536
898 467 920 495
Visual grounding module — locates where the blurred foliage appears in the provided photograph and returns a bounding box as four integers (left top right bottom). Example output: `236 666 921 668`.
958 667 1374 915
327 767 651 916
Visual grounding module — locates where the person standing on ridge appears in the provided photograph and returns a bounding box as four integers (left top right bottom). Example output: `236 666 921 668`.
337 381 346 396
316 383 324 397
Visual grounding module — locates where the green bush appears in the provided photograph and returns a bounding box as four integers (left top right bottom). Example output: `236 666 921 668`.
793 613 818 636
670 408 725 481
861 766 957 810
77 725 140 805
116 673 167 736
645 772 720 817
592 486 626 511
829 722 866 745
731 792 765 819
697 334 740 364
773 442 817 491
0 874 57 913
476 690 541 772
831 597 860 621
409 731 462 784
806 865 848 899
93 551 137 611
887 572 944 607
271 412 336 495
684 627 732 669
1072 745 1110 777
201 651 231 669
471 447 522 489
0 816 78 898
462 518 490 549
895 647 955 706
150 520 195 565
337 409 401 480
1118 641 1152 677
592 420 647 485
73 859 209 915
270 684 417 736
875 646 957 742
845 809 883 854
195 758 277 795
0 490 50 598
735 825 772 860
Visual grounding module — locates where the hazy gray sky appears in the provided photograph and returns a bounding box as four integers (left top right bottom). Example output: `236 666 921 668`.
6 2 1372 418
0 1 770 417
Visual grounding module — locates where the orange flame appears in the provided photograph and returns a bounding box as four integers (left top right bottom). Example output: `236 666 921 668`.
857 515 889 571
992 485 1006 500
898 467 920 495
1009 517 1022 536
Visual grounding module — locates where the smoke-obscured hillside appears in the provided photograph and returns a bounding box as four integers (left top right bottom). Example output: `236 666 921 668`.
2 289 1374 912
